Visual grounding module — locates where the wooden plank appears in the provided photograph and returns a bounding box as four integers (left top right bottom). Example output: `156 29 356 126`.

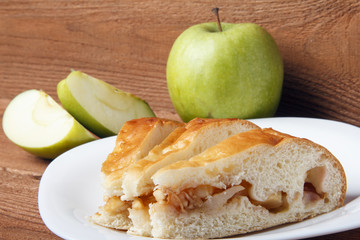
0 0 359 126
0 168 60 239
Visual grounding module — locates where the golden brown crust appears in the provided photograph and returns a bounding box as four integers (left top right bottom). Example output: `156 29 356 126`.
101 117 182 175
262 128 296 139
126 118 260 175
184 118 256 132
127 127 187 172
159 128 285 171
146 127 187 157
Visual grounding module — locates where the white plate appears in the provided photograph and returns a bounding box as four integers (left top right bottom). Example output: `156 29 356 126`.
38 117 360 240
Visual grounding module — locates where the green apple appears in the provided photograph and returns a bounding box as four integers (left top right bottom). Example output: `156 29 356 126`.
57 71 156 138
166 19 283 122
2 89 96 159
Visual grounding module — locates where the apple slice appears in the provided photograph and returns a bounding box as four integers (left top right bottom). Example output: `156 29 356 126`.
2 89 96 159
57 71 156 138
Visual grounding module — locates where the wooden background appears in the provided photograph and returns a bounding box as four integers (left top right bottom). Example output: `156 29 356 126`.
0 0 359 239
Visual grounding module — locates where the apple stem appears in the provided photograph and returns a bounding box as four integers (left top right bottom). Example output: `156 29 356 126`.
212 8 222 32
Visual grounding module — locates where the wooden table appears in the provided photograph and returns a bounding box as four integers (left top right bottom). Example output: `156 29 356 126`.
0 1 359 239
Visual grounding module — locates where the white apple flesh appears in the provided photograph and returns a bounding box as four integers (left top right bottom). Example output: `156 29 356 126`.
57 71 156 138
2 90 96 159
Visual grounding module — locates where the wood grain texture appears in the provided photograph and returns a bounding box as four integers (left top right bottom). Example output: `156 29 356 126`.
0 0 359 125
0 0 359 239
0 169 58 240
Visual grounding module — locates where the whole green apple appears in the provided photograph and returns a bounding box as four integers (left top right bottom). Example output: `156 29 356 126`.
166 21 283 122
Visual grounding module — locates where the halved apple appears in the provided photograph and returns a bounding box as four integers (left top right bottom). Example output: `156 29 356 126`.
57 71 156 138
2 89 96 159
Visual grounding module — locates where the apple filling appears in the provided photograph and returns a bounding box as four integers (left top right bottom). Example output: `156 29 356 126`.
105 165 327 218
103 196 131 216
302 166 328 205
154 181 289 214
132 195 156 210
